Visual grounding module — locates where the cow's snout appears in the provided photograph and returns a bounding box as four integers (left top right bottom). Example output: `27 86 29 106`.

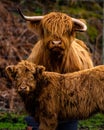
48 39 65 53
52 40 61 45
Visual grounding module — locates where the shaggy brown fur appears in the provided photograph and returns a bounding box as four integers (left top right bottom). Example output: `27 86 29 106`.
27 12 93 73
6 60 104 130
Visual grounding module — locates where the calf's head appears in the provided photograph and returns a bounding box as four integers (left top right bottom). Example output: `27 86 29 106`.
6 61 45 94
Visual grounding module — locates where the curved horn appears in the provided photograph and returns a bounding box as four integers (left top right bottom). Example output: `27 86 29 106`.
71 18 87 32
17 8 44 21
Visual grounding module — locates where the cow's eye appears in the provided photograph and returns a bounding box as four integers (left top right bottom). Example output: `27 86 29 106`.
44 29 49 35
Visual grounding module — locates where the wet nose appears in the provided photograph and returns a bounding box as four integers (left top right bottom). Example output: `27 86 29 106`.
52 40 61 45
19 86 27 91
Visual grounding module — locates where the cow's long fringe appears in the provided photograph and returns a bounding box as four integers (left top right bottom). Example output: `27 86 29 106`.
42 12 73 37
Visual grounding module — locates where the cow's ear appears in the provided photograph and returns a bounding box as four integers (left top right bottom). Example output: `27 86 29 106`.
73 19 87 32
27 21 42 36
5 65 16 81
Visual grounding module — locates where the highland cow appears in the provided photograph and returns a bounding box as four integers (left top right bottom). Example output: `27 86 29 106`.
6 60 104 130
18 9 93 73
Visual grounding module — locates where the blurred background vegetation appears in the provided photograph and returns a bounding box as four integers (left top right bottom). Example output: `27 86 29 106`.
0 0 103 129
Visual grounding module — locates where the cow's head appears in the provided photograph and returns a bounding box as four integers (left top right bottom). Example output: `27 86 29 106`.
18 9 87 55
6 60 45 95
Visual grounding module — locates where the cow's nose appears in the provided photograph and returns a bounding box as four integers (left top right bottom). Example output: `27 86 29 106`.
52 40 61 45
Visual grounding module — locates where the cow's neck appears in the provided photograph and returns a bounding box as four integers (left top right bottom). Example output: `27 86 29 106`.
49 52 63 72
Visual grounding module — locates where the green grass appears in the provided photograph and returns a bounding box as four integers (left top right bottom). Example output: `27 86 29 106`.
0 122 26 129
79 113 104 130
0 112 26 129
0 112 104 129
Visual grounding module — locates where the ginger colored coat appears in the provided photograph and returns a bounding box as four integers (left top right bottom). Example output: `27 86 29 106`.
18 11 94 72
6 60 104 130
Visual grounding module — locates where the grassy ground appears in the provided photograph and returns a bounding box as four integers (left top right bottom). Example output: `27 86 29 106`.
0 112 26 130
0 112 104 130
79 113 104 130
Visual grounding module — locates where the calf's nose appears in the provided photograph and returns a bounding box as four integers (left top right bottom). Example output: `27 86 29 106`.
19 86 27 92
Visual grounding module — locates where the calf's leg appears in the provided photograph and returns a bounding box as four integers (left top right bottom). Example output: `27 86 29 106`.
39 114 57 130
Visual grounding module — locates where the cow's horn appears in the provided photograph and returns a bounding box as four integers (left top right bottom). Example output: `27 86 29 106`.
17 8 43 21
71 18 87 32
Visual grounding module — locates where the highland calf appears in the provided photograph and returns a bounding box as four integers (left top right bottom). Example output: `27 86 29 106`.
6 60 104 130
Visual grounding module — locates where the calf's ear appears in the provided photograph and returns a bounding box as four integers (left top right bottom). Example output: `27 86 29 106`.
35 65 45 75
5 65 16 81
